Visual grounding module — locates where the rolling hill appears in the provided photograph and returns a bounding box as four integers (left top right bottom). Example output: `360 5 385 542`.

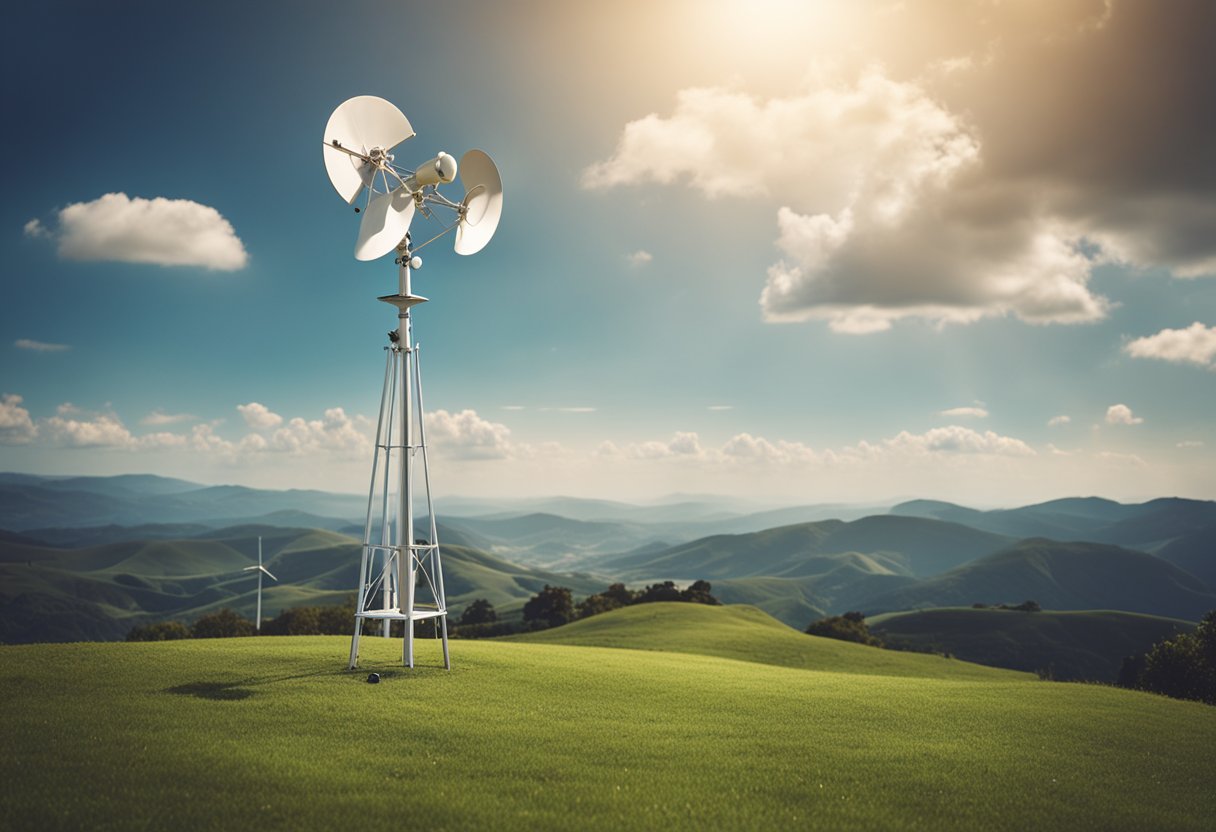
891 496 1216 549
868 607 1197 681
863 539 1216 620
0 526 601 643
512 602 1022 681
3 627 1214 830
602 515 1012 581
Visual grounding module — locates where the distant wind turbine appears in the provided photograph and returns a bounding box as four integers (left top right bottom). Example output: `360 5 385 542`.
242 536 277 632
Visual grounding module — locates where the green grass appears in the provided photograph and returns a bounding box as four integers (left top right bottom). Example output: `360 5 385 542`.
511 603 1026 681
3 630 1215 831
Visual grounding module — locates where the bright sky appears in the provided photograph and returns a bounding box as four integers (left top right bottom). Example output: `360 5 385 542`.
2 0 1214 505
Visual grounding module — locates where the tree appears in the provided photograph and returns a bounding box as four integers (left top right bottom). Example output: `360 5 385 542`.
523 585 574 629
576 583 636 620
191 608 254 639
635 580 684 604
681 580 721 606
805 611 882 647
126 620 190 641
1124 610 1216 705
459 598 497 626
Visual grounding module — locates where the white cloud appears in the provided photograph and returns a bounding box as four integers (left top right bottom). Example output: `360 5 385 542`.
557 407 596 413
14 338 69 352
269 408 370 457
501 405 526 411
939 406 988 419
0 394 38 444
871 425 1035 457
1125 322 1216 369
1048 415 1071 427
708 405 733 411
237 402 283 430
587 70 1115 333
23 219 49 239
1105 404 1143 426
42 408 184 450
627 250 653 267
141 409 195 426
1177 440 1205 449
425 409 513 459
35 193 247 271
722 432 818 464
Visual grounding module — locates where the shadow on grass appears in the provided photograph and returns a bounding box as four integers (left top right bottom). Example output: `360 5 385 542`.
166 681 255 701
165 669 339 701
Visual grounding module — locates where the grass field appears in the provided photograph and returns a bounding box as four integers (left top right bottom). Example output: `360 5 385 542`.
511 603 1024 681
3 605 1215 830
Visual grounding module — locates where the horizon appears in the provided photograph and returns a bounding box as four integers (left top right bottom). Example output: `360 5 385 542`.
3 1 1215 505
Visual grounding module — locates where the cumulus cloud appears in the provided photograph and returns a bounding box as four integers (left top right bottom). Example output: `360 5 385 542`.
1125 322 1216 369
1105 404 1143 426
587 3 1216 333
237 402 283 430
0 394 38 444
14 339 69 352
1048 415 1072 427
269 408 370 457
869 425 1035 457
42 408 184 450
939 406 988 419
29 193 247 271
425 409 513 459
627 250 653 267
587 71 1112 333
141 409 195 426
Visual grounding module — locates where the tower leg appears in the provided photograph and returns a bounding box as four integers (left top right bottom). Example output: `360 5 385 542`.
348 616 362 670
441 614 450 670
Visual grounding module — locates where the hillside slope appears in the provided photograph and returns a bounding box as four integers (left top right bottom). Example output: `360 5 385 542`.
2 637 1214 831
864 539 1216 620
511 603 1025 681
0 527 599 643
869 607 1196 681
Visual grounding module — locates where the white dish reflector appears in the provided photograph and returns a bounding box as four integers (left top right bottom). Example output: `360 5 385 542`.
323 96 415 204
454 150 503 256
355 187 416 261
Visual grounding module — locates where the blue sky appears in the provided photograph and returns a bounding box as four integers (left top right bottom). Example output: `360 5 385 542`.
2 0 1214 505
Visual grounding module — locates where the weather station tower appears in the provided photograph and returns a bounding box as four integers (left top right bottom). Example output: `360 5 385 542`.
320 96 503 670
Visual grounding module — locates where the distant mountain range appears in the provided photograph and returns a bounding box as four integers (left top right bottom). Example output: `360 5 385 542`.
2 473 1214 653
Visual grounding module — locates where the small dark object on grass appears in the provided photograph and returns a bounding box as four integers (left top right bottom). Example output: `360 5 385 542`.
367 673 380 684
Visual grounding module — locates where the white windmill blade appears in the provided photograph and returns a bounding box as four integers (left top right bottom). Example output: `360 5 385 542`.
241 564 260 573
454 149 503 255
355 186 416 261
323 95 415 204
259 566 278 582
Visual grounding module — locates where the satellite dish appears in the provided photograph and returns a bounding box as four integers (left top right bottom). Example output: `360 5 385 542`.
322 95 502 261
454 150 503 256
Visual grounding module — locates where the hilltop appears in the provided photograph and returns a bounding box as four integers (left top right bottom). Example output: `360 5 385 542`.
511 602 1023 681
2 629 1214 830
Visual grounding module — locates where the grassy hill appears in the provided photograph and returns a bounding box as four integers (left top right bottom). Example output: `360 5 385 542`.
603 515 1011 581
869 607 1197 681
864 539 1216 620
3 631 1214 830
511 603 1024 681
0 527 600 643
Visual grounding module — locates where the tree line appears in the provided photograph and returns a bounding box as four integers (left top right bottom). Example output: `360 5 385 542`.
126 580 721 642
